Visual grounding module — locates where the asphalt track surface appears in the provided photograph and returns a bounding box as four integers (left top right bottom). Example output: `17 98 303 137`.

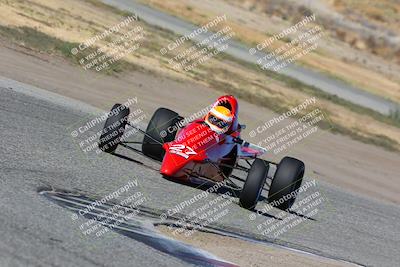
99 0 399 115
0 77 399 266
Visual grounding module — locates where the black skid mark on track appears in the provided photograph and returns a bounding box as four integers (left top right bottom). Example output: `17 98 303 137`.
38 188 364 267
38 188 238 267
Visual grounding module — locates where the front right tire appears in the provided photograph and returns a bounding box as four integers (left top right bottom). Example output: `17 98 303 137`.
268 157 305 210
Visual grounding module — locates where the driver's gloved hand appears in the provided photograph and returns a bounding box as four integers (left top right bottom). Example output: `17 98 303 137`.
233 137 244 145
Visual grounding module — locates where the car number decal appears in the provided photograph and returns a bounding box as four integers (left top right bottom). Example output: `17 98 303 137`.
169 144 197 159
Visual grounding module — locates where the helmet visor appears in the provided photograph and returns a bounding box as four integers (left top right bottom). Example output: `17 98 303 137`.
208 114 229 129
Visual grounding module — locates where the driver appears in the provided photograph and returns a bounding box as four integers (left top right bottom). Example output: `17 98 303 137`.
204 105 233 134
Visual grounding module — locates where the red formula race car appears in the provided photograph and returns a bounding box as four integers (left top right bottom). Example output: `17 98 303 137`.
98 95 305 210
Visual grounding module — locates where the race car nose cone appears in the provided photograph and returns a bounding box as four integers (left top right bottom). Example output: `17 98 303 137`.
160 149 189 177
160 163 176 176
160 163 184 177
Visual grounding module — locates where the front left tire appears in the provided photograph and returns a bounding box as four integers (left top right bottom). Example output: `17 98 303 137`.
239 159 269 210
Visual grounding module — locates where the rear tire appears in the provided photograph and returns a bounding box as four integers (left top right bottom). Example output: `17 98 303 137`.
142 108 181 161
98 104 130 153
268 157 304 210
239 159 269 210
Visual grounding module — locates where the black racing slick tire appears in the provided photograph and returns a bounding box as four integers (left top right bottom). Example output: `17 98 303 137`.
268 157 305 210
142 108 181 161
239 159 269 210
98 103 130 153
